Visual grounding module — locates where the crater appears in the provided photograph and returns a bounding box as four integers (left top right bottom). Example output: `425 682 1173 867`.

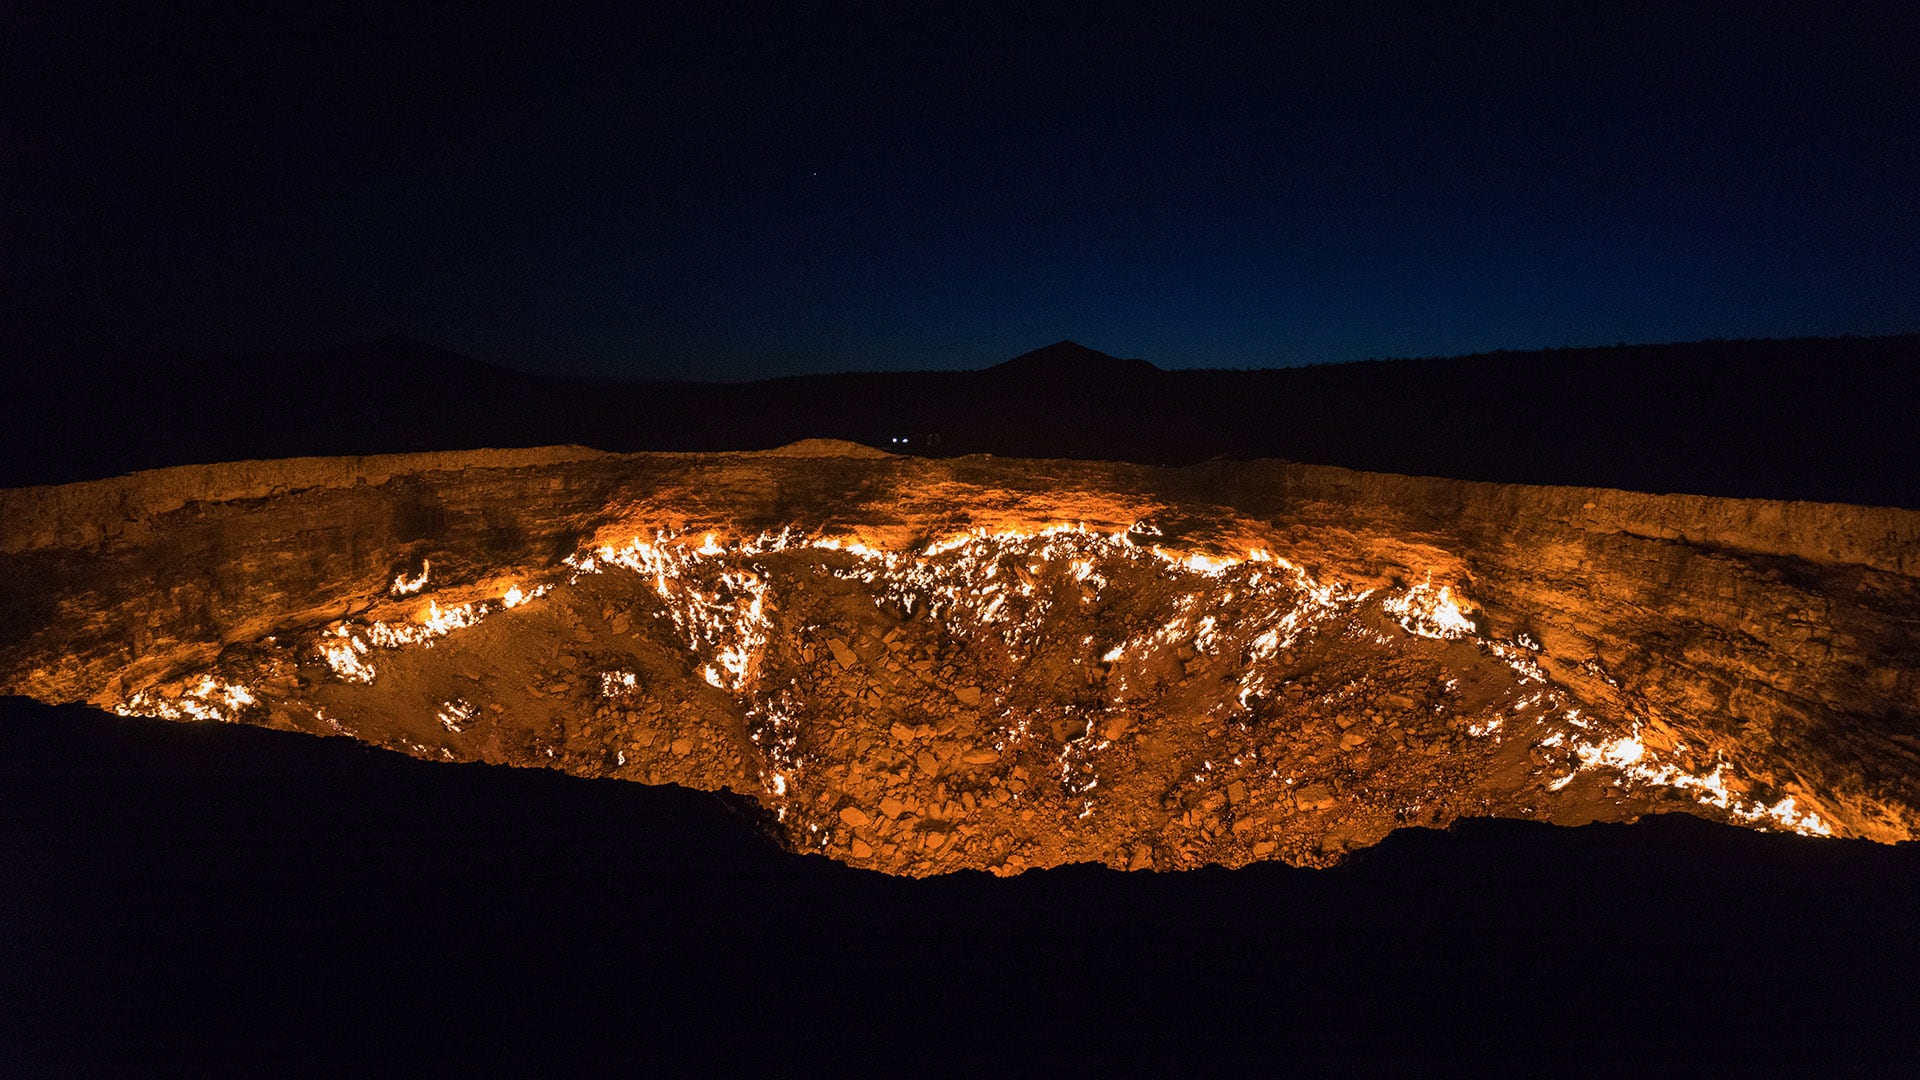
4 445 1916 875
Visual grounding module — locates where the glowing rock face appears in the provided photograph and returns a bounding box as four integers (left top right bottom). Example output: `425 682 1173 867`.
3 444 1914 872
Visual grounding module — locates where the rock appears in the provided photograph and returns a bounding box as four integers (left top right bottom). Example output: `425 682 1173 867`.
1294 783 1336 811
879 795 909 819
670 737 694 756
962 748 999 765
850 837 873 858
1227 780 1248 804
828 638 858 669
1251 840 1279 857
1127 844 1154 871
954 685 983 706
839 806 870 827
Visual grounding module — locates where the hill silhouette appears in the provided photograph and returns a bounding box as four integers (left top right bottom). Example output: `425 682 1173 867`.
4 334 1917 507
985 339 1161 380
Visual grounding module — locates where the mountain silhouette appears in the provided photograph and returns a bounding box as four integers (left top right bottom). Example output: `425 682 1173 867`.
985 340 1160 380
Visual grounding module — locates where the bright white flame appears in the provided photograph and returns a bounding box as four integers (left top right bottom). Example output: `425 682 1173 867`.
1560 724 1832 836
1383 578 1477 640
115 676 259 723
571 532 773 692
321 626 377 683
599 670 639 697
436 698 476 733
391 560 430 596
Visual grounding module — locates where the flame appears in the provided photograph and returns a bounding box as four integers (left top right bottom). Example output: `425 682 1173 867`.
321 626 377 683
569 532 772 692
436 698 476 733
315 579 554 686
1176 552 1237 575
1383 577 1476 639
1556 724 1833 836
115 675 259 723
599 670 639 697
391 560 430 596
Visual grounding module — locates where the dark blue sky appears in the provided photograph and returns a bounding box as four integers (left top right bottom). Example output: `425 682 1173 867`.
7 2 1917 379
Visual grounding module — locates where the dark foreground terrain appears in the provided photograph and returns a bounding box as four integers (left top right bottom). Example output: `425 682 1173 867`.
5 697 1917 1074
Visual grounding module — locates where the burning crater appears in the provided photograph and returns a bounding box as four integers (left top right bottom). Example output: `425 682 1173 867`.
4 440 1917 873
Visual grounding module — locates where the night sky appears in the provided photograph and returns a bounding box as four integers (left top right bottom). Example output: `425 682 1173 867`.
7 2 1918 380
